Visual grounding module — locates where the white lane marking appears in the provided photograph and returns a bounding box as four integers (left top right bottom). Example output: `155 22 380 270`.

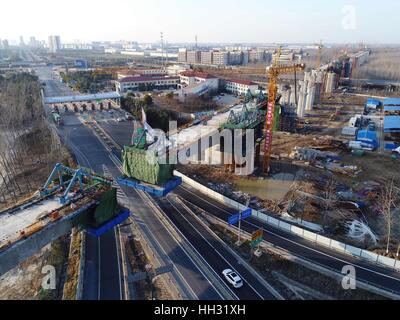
92 124 229 299
167 196 264 300
136 190 230 300
133 217 199 300
114 227 123 300
179 185 400 284
97 236 101 300
163 196 239 300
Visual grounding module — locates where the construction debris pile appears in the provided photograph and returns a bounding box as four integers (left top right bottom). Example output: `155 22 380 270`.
289 146 361 176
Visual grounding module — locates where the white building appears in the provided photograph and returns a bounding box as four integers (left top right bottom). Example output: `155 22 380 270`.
225 79 258 96
48 35 61 53
167 64 191 75
179 71 219 91
116 75 180 94
178 71 219 101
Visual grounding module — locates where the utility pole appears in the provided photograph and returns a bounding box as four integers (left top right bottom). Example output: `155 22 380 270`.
160 32 166 69
236 196 250 246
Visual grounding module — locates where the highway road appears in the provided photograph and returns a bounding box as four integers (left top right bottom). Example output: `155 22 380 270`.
175 184 400 297
37 67 229 299
157 194 277 300
38 67 122 300
95 113 281 300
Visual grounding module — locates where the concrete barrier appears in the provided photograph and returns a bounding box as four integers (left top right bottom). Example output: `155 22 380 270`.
361 250 379 262
377 255 396 268
291 226 304 237
174 170 400 272
303 230 318 242
279 221 292 232
330 240 347 253
345 245 362 257
316 235 332 248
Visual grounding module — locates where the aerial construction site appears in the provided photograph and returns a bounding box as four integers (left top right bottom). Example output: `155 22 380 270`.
0 1 400 307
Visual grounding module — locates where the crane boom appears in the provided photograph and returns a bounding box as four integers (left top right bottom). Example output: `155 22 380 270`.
262 54 305 173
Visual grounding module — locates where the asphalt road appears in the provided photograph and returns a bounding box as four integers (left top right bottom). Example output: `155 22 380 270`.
96 114 280 299
176 184 400 296
157 194 277 300
38 67 122 300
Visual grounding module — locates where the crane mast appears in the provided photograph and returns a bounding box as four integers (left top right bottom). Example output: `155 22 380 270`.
262 48 305 174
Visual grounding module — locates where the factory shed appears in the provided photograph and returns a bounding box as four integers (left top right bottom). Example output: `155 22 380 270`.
383 98 400 133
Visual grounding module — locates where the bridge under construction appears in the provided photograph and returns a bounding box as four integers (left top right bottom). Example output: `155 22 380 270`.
0 163 129 276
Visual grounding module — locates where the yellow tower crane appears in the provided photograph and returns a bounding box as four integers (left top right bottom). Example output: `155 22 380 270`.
262 48 305 174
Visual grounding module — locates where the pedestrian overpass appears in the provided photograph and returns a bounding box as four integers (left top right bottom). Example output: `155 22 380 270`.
44 91 122 106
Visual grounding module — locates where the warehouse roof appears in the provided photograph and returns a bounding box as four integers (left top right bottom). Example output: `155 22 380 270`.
227 79 257 86
180 71 218 79
384 116 400 133
383 98 400 106
119 75 179 83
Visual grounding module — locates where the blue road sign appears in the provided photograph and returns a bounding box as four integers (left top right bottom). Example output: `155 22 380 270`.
241 208 252 220
228 214 240 225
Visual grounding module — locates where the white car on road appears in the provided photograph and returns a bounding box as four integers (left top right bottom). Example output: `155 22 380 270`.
222 269 243 289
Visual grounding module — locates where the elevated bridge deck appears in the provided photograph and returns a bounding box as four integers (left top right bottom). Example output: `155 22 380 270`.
44 92 121 105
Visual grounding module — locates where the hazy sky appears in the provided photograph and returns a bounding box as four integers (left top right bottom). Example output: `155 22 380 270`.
1 0 399 44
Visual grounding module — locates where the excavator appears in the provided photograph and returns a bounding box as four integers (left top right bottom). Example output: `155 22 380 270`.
262 47 306 173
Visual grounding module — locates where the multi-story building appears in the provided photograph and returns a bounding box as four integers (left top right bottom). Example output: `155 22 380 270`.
225 79 258 96
212 51 229 66
178 49 187 63
200 51 213 65
48 35 61 53
228 51 243 65
178 71 220 101
115 75 180 93
179 71 219 91
248 49 265 63
187 50 201 64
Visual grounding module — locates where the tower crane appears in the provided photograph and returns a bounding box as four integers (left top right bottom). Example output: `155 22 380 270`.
262 47 305 174
314 40 324 69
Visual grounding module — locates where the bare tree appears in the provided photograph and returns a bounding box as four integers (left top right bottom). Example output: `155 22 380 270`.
322 178 337 230
377 180 399 254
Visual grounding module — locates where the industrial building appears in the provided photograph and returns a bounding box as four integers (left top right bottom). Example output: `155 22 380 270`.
115 75 180 93
383 98 400 134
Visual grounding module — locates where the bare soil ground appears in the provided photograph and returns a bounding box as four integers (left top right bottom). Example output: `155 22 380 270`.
0 236 70 300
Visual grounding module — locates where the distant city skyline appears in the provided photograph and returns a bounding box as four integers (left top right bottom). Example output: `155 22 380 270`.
1 0 399 44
